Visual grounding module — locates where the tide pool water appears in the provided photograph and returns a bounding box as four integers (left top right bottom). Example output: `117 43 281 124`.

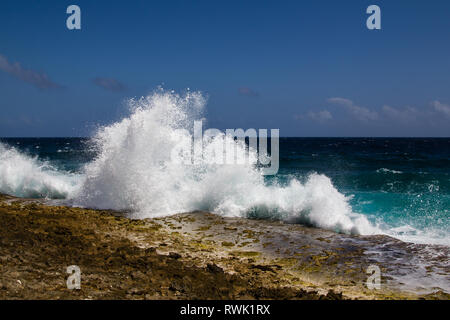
0 92 448 246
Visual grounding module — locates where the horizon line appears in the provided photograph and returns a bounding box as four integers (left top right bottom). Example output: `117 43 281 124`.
1 136 450 139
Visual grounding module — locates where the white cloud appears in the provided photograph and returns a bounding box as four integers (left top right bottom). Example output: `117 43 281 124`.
308 110 333 122
431 101 450 118
327 97 378 121
295 110 332 123
382 105 419 123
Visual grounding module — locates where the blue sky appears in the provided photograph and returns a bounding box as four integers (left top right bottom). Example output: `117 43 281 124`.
0 0 449 137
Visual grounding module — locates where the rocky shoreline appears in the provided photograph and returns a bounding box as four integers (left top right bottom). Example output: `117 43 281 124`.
0 194 448 300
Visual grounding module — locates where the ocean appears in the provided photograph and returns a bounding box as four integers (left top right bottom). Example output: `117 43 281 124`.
0 92 448 246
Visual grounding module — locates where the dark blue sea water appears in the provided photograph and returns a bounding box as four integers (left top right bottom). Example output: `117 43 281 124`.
0 137 449 245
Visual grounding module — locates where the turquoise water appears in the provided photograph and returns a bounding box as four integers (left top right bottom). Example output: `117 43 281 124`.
276 138 449 244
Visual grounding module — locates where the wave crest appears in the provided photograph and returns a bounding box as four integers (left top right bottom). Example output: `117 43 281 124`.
71 90 377 235
0 143 82 199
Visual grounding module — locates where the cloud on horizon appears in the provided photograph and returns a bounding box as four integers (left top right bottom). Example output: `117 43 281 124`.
327 97 379 122
382 105 419 123
431 100 450 118
319 97 450 135
0 54 63 90
93 77 127 92
295 110 332 123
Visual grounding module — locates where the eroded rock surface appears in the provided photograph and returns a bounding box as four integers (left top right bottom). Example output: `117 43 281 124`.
0 194 447 300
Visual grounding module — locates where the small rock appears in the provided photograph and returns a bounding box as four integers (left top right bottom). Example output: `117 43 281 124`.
168 252 182 259
207 263 223 274
145 247 156 254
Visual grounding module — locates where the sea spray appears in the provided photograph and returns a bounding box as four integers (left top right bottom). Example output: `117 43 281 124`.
72 90 377 235
1 131 448 244
0 142 82 198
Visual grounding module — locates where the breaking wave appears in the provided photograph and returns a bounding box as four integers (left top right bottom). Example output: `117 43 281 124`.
70 90 377 235
0 90 378 235
0 143 83 199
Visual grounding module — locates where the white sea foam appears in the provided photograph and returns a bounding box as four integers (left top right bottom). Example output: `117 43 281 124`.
386 225 449 246
376 168 403 174
0 143 83 199
67 90 378 235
